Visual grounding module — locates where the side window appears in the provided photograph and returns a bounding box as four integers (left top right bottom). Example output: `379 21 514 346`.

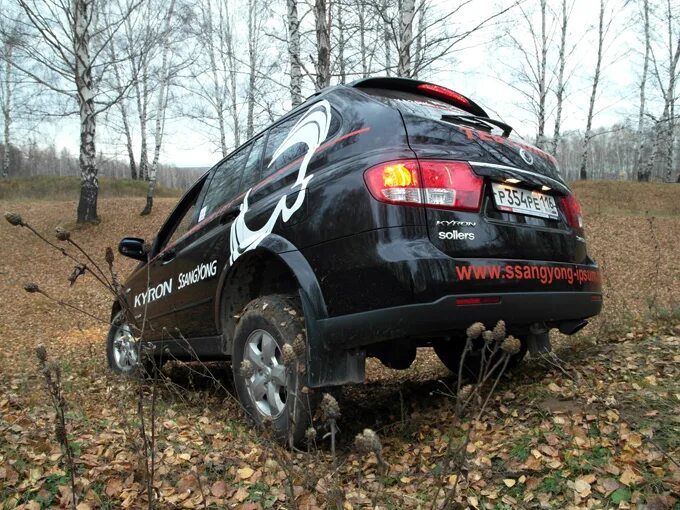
239 136 265 192
262 114 306 179
198 147 250 220
167 198 197 248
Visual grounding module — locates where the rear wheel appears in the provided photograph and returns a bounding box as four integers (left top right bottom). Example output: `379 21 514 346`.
231 295 315 445
434 336 527 381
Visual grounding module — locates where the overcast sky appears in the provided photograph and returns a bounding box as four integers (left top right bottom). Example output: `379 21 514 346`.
38 0 650 168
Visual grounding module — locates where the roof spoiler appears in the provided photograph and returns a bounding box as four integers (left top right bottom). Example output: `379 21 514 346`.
349 77 488 118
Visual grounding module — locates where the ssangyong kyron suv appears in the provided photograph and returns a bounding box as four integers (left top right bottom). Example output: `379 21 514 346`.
109 77 602 441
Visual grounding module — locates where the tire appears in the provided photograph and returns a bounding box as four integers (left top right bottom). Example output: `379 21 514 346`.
107 313 142 374
106 313 159 376
434 336 527 381
231 294 315 446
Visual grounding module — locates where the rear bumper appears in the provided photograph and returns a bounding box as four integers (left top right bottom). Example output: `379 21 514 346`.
317 291 602 349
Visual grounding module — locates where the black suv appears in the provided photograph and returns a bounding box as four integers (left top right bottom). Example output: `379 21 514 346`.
110 77 602 441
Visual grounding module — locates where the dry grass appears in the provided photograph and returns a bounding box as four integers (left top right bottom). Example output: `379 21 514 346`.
1 181 679 509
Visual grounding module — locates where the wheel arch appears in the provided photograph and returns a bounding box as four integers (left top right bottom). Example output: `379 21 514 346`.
214 235 328 348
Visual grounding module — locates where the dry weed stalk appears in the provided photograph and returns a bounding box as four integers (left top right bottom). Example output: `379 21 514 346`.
434 320 519 509
35 345 78 510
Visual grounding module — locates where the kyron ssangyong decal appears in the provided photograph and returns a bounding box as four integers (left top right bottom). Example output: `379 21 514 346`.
229 100 332 265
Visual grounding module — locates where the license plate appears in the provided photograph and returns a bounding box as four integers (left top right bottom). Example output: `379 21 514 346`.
491 183 558 219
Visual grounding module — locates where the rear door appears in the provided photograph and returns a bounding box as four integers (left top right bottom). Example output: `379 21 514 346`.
358 87 585 264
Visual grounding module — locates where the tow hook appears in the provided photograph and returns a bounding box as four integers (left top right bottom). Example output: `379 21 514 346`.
527 322 551 355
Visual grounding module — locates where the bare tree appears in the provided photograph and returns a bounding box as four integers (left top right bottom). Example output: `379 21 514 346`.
12 0 141 223
314 0 331 90
579 0 607 181
639 0 679 182
141 0 177 216
636 0 651 182
286 0 303 105
397 0 415 77
551 0 571 155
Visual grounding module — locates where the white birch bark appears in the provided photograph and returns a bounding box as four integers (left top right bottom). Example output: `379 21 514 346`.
287 0 303 106
536 0 548 149
74 0 98 224
204 0 227 156
247 0 257 137
314 0 331 90
337 1 346 84
579 0 605 181
223 0 240 147
397 0 415 77
551 0 568 155
358 0 368 78
636 0 651 181
2 42 12 178
141 0 176 216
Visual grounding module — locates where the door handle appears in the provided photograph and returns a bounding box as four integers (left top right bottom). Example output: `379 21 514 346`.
219 206 240 225
161 248 176 264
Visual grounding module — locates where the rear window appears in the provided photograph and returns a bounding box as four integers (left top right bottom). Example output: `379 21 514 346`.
360 88 471 121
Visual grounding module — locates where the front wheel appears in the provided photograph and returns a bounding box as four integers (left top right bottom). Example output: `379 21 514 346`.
231 295 316 445
107 314 141 374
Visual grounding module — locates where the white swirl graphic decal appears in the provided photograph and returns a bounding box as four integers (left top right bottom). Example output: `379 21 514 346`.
229 100 332 265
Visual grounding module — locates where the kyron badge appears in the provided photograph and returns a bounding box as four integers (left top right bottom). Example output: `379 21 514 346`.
520 147 534 165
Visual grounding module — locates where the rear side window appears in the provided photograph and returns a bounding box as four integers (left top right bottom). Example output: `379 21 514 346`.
198 147 249 221
262 114 306 179
239 135 265 192
361 88 470 121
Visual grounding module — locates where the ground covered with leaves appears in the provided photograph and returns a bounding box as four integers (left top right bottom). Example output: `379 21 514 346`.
1 182 679 509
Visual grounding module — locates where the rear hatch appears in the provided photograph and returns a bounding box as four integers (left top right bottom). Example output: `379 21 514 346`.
355 79 587 264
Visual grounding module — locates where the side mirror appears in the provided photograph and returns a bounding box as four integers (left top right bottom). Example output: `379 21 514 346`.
118 237 148 261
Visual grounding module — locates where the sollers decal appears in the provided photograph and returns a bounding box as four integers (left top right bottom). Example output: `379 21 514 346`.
133 259 218 307
229 100 332 265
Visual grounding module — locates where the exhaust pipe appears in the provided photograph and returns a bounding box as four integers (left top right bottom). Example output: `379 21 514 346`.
527 322 551 355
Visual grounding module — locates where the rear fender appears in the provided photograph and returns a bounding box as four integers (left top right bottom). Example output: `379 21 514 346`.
214 234 365 387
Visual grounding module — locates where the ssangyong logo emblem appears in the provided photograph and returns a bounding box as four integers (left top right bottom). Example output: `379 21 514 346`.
229 100 332 265
519 148 534 165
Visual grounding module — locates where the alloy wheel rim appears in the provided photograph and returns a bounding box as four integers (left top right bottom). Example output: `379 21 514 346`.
243 329 287 418
113 324 138 371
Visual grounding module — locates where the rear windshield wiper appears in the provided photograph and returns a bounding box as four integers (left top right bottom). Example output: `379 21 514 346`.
441 114 513 138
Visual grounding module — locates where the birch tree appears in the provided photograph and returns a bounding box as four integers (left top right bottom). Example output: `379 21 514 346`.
397 0 415 77
12 0 141 223
141 0 176 216
286 0 303 105
636 0 651 181
503 0 553 150
579 0 607 181
314 0 331 90
551 0 571 155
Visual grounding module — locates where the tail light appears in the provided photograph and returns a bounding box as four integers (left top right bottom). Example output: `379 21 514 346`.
559 194 584 233
364 159 483 212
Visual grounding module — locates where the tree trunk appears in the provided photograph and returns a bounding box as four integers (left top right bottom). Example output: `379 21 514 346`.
314 0 331 90
246 0 257 138
74 0 98 224
337 1 346 84
287 0 303 106
551 0 568 155
382 0 391 75
141 0 175 216
536 0 548 149
2 43 11 178
358 1 368 78
636 0 650 181
397 0 415 77
122 109 137 180
579 0 605 181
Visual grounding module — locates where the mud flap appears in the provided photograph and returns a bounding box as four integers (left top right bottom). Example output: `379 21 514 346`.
300 291 366 387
